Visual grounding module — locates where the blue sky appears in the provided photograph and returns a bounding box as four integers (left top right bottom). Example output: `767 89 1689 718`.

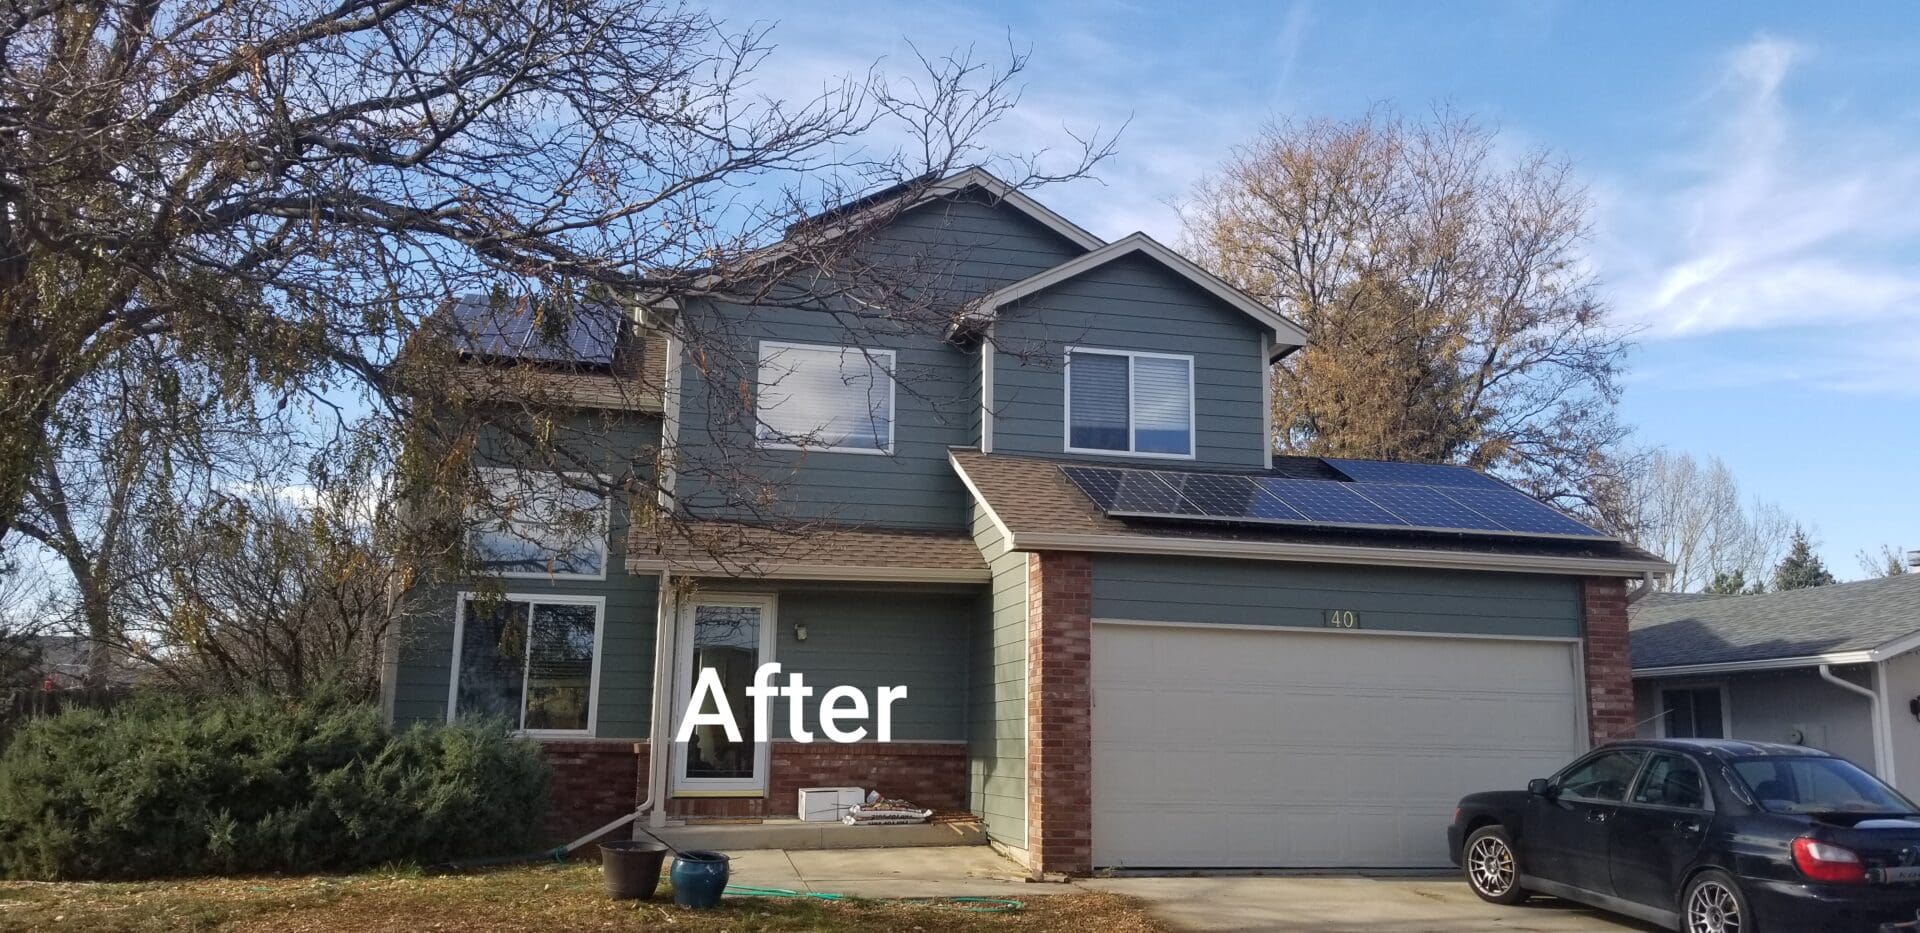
716 0 1920 578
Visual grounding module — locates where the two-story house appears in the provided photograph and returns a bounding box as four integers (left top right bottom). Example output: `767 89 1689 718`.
380 167 1671 874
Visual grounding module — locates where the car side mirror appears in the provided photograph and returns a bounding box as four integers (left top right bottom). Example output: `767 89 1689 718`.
1528 778 1555 797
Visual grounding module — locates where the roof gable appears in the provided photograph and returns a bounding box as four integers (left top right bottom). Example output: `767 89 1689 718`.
961 232 1308 357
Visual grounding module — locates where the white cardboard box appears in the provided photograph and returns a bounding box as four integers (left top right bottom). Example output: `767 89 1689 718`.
798 786 865 822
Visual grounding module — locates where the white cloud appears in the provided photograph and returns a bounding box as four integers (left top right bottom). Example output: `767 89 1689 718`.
1606 36 1920 341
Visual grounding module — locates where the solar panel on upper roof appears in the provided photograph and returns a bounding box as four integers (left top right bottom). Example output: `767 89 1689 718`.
443 296 622 366
1055 463 1611 541
1323 458 1511 491
1433 485 1603 538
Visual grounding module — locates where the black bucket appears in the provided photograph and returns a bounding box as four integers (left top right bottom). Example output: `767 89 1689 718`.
600 840 670 900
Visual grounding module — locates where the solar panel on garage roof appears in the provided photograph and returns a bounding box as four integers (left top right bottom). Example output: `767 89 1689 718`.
443 296 622 366
1056 464 1610 540
1322 458 1511 491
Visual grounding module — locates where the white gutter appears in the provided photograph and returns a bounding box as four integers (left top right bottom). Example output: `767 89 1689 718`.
1010 530 1671 578
1635 652 1878 679
1821 663 1894 784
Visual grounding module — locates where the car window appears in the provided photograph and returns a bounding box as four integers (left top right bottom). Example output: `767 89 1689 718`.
1631 753 1709 810
1556 750 1648 802
1732 757 1917 815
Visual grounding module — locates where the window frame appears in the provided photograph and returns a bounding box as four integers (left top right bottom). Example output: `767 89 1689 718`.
1626 750 1716 813
446 591 606 738
1062 346 1197 460
468 468 611 582
1551 747 1652 804
754 340 898 456
1656 682 1732 740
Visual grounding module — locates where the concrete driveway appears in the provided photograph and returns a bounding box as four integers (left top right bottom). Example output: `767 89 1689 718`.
1080 875 1664 933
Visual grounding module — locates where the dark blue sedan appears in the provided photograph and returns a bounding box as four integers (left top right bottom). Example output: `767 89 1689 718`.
1447 739 1920 933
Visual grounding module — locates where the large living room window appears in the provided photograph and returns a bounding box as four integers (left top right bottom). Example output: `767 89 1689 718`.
450 593 603 735
1065 347 1194 458
1660 685 1727 739
468 469 608 579
755 341 896 454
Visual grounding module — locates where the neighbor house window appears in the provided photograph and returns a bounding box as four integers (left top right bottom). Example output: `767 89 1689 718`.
1661 686 1726 739
755 342 896 454
468 469 609 579
1065 348 1194 457
450 594 603 734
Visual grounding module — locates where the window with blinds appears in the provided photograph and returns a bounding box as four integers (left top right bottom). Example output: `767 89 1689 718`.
755 342 896 453
1065 348 1194 457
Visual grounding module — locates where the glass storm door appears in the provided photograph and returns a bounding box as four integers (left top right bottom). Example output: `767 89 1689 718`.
672 595 775 793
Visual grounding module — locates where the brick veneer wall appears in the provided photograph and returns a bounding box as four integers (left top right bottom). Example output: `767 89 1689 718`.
538 740 648 846
1582 577 1635 746
1026 551 1092 875
664 741 968 819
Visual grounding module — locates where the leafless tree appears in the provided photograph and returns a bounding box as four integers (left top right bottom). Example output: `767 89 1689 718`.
1857 545 1911 579
1620 449 1795 592
2 1 1113 673
1180 108 1633 524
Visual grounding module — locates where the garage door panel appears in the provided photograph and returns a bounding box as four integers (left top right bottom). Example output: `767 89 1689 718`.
1092 624 1582 868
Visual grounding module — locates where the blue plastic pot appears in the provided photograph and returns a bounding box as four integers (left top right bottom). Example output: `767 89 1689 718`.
669 850 731 908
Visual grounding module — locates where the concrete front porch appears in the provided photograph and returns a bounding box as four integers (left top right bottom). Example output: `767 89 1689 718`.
718 845 1070 899
649 816 985 852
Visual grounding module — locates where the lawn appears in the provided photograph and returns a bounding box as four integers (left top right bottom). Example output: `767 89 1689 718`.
0 861 1165 933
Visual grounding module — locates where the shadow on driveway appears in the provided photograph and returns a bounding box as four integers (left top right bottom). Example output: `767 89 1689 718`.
1080 875 1665 933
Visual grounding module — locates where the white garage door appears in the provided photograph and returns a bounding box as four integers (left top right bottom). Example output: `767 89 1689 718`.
1092 622 1584 868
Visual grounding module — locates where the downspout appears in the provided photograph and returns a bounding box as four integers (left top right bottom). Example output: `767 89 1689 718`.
1820 663 1892 782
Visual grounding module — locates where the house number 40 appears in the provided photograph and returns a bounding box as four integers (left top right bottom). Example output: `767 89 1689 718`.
1324 610 1360 629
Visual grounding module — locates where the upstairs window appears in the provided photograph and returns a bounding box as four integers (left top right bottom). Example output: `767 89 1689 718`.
755 342 896 454
1065 348 1194 458
469 469 609 579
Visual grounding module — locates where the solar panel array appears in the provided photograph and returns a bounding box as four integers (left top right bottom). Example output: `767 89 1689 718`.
443 296 622 366
1059 464 1607 540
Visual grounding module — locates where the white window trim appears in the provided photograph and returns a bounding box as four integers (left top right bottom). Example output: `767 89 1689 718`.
1062 346 1197 460
671 592 779 794
470 467 611 582
1653 681 1732 740
446 591 606 738
755 340 897 456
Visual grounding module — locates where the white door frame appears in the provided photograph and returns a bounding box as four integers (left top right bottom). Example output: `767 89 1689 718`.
671 592 778 795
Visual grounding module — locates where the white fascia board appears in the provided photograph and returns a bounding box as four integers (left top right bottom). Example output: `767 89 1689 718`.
1867 627 1920 662
963 233 1309 351
1632 653 1878 679
946 450 1018 547
1008 529 1671 578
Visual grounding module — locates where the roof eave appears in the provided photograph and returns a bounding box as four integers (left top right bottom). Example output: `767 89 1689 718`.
1632 652 1878 678
1007 530 1672 578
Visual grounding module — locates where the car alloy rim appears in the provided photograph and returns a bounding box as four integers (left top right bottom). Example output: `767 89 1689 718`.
1466 836 1514 896
1686 880 1741 933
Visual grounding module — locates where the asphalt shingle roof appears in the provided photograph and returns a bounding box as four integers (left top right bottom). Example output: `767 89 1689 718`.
1630 574 1920 670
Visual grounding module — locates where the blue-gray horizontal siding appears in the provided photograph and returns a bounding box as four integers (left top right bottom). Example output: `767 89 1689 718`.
990 252 1270 468
769 587 976 742
389 415 663 740
968 505 1028 847
1090 555 1582 639
674 194 1086 531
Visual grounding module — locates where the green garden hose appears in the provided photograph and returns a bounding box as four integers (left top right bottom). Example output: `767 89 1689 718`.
723 884 1023 912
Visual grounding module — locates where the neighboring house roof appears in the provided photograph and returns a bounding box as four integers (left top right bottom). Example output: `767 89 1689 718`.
437 295 627 367
424 295 666 412
959 232 1309 358
625 520 989 583
1632 574 1920 675
950 449 1670 578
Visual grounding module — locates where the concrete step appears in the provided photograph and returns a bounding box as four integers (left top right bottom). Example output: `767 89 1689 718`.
645 818 985 852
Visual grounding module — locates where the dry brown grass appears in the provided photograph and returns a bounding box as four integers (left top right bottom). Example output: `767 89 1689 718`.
0 862 1166 933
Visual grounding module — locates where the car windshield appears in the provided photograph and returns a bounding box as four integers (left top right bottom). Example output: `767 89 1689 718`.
1732 757 1917 815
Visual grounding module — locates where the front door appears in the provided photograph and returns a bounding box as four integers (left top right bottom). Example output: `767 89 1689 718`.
1527 748 1648 895
1609 752 1712 909
671 594 776 794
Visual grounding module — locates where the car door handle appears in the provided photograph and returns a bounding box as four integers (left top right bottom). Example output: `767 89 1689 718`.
1673 818 1704 835
1585 810 1609 823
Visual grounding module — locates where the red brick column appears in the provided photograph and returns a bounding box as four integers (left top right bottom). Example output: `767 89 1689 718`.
537 740 648 845
1027 551 1092 875
1582 577 1634 746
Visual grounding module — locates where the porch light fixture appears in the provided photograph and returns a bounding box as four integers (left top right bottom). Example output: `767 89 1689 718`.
794 623 808 642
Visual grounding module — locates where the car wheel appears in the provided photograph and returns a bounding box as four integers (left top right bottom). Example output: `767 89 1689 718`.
1682 870 1751 933
1462 825 1528 905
